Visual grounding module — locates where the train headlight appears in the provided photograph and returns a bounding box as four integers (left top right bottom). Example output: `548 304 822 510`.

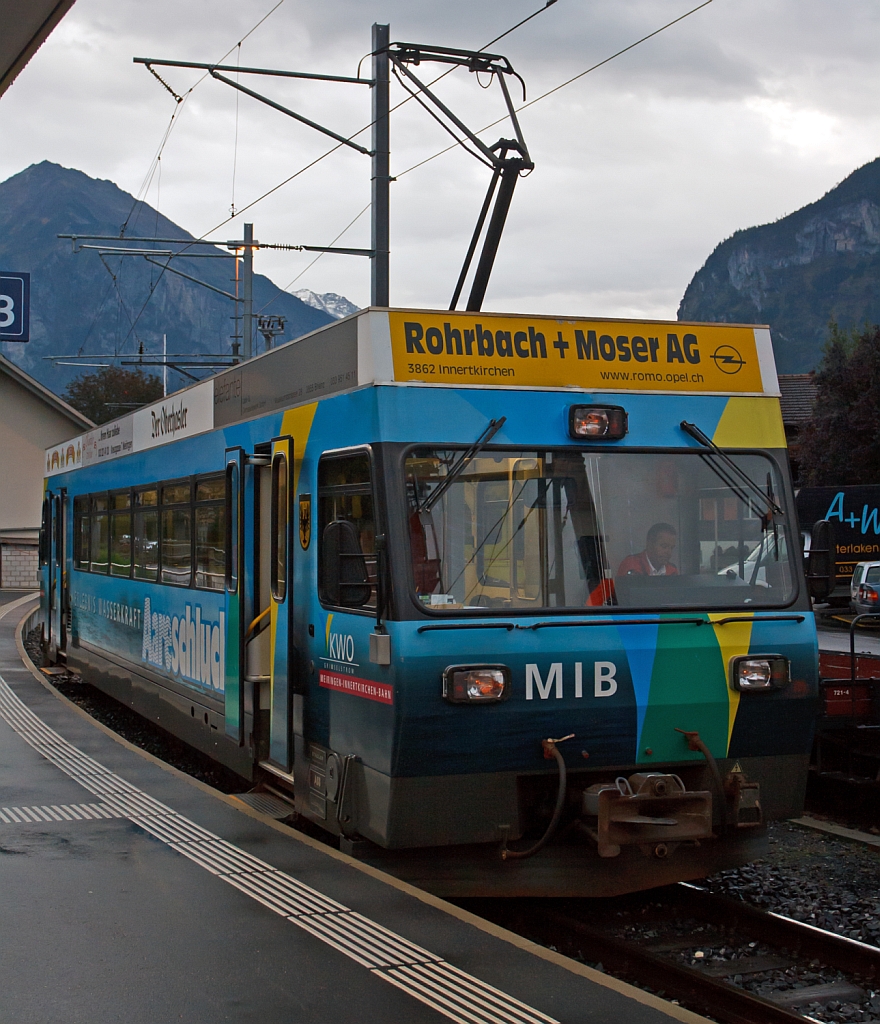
569 404 628 440
730 656 789 692
443 665 510 703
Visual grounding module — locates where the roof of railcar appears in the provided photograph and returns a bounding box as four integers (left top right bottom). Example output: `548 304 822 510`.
45 307 779 479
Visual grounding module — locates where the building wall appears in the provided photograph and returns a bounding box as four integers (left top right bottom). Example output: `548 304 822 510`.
0 372 82 533
0 542 39 589
0 368 86 588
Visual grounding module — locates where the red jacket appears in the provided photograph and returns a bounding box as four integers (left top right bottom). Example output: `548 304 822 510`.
616 551 678 577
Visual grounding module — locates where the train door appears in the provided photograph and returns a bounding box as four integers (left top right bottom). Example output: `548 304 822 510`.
224 448 246 743
267 436 295 771
225 438 296 773
43 489 67 660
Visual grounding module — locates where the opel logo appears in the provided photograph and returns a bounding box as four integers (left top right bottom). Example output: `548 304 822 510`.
711 345 745 374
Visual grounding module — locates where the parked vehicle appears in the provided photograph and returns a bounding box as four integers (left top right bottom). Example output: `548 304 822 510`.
797 487 880 606
717 530 792 588
851 561 880 614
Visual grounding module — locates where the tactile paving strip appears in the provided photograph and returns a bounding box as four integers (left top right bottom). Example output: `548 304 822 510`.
0 802 122 822
0 673 559 1024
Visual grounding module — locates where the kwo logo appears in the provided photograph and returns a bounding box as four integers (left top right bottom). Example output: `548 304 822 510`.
327 631 355 664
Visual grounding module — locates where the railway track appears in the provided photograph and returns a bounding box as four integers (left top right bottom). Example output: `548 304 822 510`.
460 883 880 1023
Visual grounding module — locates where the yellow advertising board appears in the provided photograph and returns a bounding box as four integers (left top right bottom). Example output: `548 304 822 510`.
387 311 773 395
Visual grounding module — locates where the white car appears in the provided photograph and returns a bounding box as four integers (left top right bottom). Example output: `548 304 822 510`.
718 532 789 587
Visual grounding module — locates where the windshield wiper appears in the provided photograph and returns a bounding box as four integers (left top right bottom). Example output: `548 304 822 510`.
680 421 784 518
419 416 507 513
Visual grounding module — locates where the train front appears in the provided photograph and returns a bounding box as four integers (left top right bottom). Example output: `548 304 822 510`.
357 389 817 897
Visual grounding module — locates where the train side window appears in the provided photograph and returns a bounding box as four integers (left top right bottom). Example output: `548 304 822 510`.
161 481 192 586
162 481 191 505
195 475 225 591
196 477 224 502
271 452 288 601
133 487 158 581
74 495 89 570
90 494 109 574
317 452 377 610
109 489 132 577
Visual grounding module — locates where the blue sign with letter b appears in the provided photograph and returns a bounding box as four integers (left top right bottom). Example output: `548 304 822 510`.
0 272 30 341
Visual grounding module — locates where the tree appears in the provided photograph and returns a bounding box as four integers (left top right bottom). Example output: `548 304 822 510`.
799 323 880 485
63 366 164 425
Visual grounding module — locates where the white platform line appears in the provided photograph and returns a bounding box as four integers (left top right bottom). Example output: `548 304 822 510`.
0 673 559 1024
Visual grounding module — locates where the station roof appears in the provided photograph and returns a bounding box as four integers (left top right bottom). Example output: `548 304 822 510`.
0 0 78 99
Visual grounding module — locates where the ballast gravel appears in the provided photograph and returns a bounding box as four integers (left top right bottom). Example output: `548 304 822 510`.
700 821 880 1022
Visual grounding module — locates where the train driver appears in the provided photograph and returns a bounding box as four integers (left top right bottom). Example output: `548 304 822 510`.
617 523 679 577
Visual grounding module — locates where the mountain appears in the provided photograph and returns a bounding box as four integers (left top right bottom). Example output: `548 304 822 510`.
293 289 359 320
0 162 341 393
678 157 880 373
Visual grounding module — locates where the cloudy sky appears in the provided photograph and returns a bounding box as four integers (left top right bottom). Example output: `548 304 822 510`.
2 0 878 320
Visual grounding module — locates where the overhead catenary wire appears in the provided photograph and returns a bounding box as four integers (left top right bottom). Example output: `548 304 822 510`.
257 203 372 314
195 0 560 242
213 0 712 232
224 0 564 305
133 0 286 214
122 0 713 349
112 0 288 352
76 0 556 368
395 0 715 180
109 0 559 359
259 0 714 297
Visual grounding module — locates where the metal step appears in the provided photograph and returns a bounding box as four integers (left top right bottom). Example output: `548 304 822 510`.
235 791 296 820
258 760 295 785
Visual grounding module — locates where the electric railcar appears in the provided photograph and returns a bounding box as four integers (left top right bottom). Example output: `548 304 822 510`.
41 308 819 896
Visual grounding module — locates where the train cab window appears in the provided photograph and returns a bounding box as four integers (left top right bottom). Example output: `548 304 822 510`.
406 448 797 612
271 453 288 601
161 481 192 586
318 452 377 610
90 495 109 574
109 490 132 577
195 475 225 591
74 496 89 570
133 487 158 581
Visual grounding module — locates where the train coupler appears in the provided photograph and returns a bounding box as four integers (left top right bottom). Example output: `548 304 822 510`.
724 765 762 828
581 773 713 859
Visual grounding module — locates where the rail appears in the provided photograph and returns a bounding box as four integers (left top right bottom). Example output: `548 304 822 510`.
461 882 880 1024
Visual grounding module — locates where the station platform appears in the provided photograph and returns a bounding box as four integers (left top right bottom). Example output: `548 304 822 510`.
817 622 880 657
0 590 707 1024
